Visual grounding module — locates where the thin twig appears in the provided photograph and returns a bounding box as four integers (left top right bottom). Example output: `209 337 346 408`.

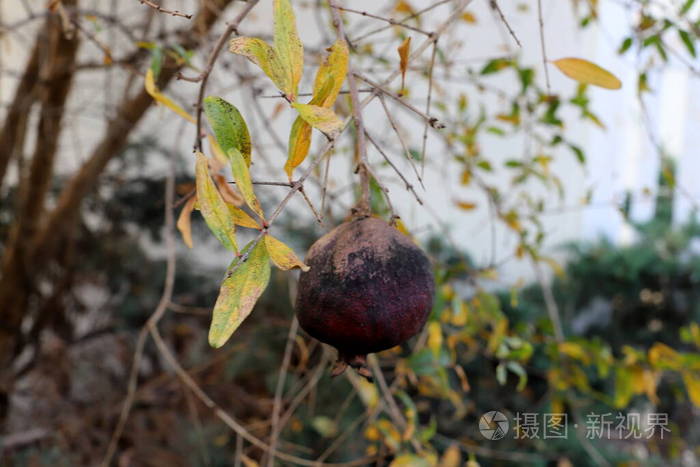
334 6 431 36
531 258 564 341
536 0 551 93
136 0 192 19
228 180 295 187
194 0 261 151
376 94 424 188
364 130 424 205
150 325 371 466
259 89 374 99
488 0 522 47
101 149 178 467
267 317 299 467
368 356 421 452
420 42 438 178
329 0 371 216
354 72 445 129
351 0 453 43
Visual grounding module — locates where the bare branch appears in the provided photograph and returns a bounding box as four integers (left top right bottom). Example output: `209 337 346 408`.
536 0 552 92
136 0 192 19
489 0 522 47
194 0 261 151
329 0 371 216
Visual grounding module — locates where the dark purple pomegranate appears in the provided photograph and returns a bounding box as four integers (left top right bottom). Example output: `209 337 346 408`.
295 217 434 377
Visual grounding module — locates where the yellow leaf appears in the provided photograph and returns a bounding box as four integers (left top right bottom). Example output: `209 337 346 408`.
487 317 508 354
229 37 290 96
195 152 238 252
630 366 659 404
397 36 411 90
311 39 349 107
284 40 348 178
176 195 196 248
213 174 244 206
461 12 477 23
274 0 304 100
682 370 700 407
439 444 461 467
284 116 312 178
454 364 470 391
552 57 622 90
503 210 522 232
390 453 433 467
558 341 591 364
364 426 380 441
460 169 472 185
264 234 310 271
375 419 401 452
144 69 195 123
648 342 683 370
394 218 411 237
208 134 228 166
292 103 343 136
228 148 264 220
455 200 477 210
394 0 415 16
427 321 442 357
208 241 271 348
228 205 260 229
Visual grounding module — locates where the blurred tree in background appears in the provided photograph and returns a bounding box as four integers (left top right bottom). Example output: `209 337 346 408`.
0 1 699 466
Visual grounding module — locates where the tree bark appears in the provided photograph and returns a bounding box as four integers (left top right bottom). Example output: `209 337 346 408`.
0 0 81 424
0 39 42 192
0 0 235 428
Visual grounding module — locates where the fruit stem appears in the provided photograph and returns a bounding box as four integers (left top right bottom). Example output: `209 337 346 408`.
333 352 373 381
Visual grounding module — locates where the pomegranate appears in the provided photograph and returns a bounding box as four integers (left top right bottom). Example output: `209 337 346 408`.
295 217 434 377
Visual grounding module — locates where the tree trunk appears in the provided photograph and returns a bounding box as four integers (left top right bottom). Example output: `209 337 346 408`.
0 0 235 429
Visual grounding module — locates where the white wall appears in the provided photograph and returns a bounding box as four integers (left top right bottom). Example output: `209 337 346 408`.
1 0 698 284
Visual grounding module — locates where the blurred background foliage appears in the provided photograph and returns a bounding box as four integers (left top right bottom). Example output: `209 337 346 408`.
3 140 699 466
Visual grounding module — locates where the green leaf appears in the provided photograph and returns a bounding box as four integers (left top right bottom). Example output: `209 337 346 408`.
150 46 163 80
506 361 528 391
195 152 238 252
618 37 633 55
228 148 264 219
273 0 304 100
292 103 343 136
552 57 622 90
203 96 252 166
480 58 511 75
680 0 696 15
614 366 633 408
311 416 338 438
208 241 271 348
679 29 696 57
496 362 507 385
229 37 290 96
568 143 585 163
